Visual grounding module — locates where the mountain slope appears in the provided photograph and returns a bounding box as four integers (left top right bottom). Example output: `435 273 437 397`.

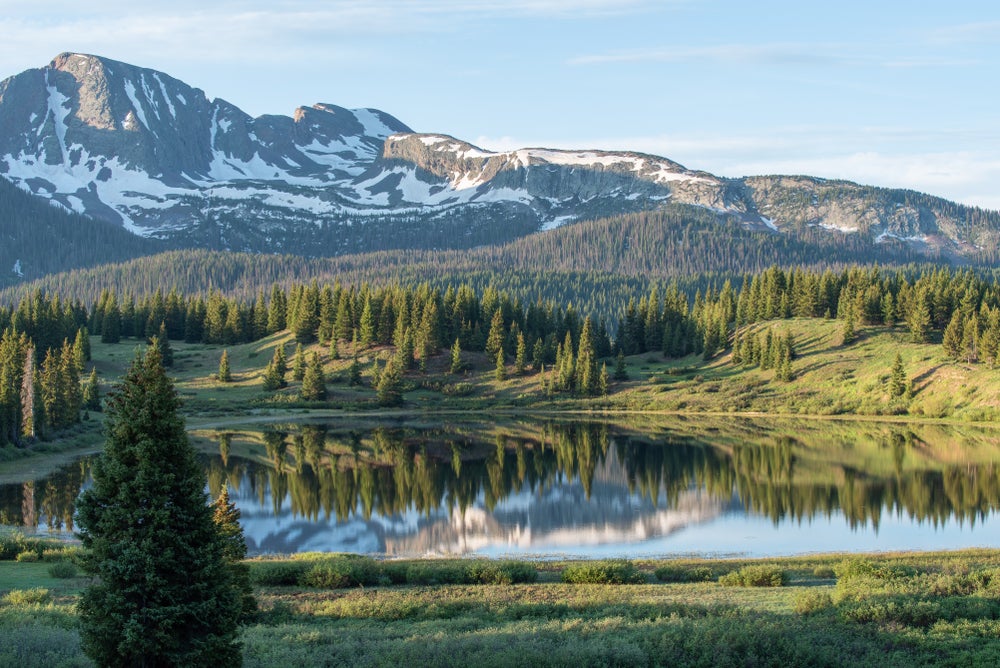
0 53 998 268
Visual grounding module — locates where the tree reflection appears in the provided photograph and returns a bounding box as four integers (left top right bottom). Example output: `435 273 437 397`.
4 419 1000 534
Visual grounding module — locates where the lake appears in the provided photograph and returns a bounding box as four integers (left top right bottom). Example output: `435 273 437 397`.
3 416 1000 558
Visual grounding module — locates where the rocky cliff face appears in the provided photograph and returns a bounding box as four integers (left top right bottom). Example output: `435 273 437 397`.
0 53 996 258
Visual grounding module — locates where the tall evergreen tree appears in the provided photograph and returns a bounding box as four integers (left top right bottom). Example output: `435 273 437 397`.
211 485 256 623
75 347 242 667
292 343 306 382
300 352 326 401
888 352 908 398
218 349 232 383
450 338 464 375
83 368 101 411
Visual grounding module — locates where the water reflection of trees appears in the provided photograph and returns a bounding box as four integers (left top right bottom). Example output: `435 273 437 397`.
203 423 1000 531
4 422 1000 531
0 458 89 531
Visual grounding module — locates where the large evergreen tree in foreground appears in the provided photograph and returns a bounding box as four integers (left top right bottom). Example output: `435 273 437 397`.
75 346 242 667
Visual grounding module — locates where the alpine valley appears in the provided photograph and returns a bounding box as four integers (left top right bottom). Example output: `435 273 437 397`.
2 52 1000 284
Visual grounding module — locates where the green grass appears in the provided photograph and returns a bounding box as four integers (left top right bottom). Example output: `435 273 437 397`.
5 550 1000 666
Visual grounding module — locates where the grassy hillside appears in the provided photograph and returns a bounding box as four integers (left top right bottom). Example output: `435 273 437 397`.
86 318 1000 423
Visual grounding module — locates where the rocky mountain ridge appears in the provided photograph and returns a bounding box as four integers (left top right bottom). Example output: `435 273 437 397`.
0 52 997 260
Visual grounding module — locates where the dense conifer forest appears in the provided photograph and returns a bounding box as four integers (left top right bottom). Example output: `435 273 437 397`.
6 263 1000 449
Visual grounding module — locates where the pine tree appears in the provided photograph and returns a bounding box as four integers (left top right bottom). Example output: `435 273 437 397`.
485 308 505 359
888 352 908 398
450 338 464 375
514 332 527 375
376 355 403 407
598 363 609 396
942 311 964 358
152 322 173 367
218 349 232 383
494 348 507 381
349 347 362 386
613 350 628 381
292 343 306 382
211 485 256 622
72 327 88 373
841 309 856 346
82 368 101 411
262 346 287 390
300 352 326 401
75 347 242 667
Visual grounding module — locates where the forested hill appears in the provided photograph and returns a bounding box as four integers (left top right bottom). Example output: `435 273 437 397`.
5 203 993 311
0 177 163 286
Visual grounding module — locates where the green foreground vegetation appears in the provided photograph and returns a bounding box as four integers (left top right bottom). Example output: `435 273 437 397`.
3 539 1000 667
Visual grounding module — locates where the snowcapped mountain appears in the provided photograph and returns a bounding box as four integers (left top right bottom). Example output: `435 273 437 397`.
0 53 997 259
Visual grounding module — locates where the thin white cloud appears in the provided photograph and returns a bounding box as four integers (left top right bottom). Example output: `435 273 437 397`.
568 43 852 66
929 20 1000 45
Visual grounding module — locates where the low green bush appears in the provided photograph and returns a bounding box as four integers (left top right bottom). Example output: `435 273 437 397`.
47 561 78 579
719 565 786 587
839 597 941 628
249 560 313 586
401 562 469 585
300 556 384 588
561 560 645 585
2 588 51 606
466 560 537 585
812 566 835 579
794 590 833 615
655 565 714 583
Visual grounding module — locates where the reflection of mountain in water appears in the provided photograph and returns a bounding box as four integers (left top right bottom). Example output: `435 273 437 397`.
5 418 1000 557
233 446 728 556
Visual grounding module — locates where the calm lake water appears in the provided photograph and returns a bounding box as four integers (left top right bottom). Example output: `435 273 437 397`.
3 416 1000 558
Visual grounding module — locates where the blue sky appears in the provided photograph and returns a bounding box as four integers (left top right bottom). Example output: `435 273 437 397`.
2 1 999 208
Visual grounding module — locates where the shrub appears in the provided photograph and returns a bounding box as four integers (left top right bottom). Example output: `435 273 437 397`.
300 556 384 588
2 588 51 606
561 560 645 585
719 565 787 587
442 383 474 397
47 561 79 579
813 566 835 579
15 551 40 563
466 561 538 585
249 560 313 586
839 597 941 628
0 531 24 560
655 565 714 583
401 563 469 585
794 590 833 615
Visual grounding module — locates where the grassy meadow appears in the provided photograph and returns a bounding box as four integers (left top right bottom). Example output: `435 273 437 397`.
71 317 1000 426
3 541 1000 667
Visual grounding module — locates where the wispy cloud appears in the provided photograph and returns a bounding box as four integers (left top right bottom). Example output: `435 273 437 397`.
568 43 857 67
929 20 1000 45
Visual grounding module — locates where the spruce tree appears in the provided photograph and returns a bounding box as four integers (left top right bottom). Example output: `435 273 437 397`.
613 350 628 381
349 348 362 386
212 485 256 622
300 352 327 401
218 349 232 383
494 348 507 381
82 368 101 411
888 352 908 398
450 338 464 375
514 332 527 376
75 347 242 667
292 343 306 381
376 356 403 406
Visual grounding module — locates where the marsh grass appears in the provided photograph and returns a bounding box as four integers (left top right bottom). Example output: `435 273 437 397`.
6 550 1000 666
